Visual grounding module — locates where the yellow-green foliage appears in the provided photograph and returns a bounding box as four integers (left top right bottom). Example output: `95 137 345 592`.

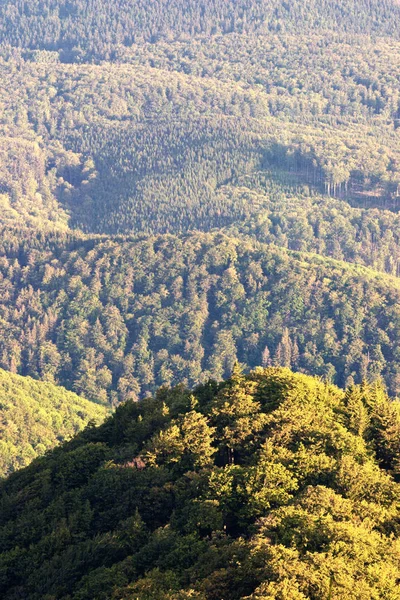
0 369 108 476
1 367 400 599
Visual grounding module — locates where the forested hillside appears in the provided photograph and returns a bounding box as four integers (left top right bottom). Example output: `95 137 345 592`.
2 0 400 474
2 229 400 402
1 0 400 60
1 368 400 599
3 1 400 596
2 31 400 233
0 369 107 476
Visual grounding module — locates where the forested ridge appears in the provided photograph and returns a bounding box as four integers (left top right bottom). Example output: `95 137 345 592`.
1 0 400 60
1 368 400 599
0 368 107 477
2 228 400 404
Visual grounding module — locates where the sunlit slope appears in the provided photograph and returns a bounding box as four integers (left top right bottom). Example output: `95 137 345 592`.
1 368 400 598
2 32 400 232
0 369 108 476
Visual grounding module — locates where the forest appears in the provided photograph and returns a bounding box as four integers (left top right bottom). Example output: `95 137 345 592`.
1 0 400 60
2 229 400 404
1 367 400 599
1 1 400 598
3 32 400 234
0 368 107 476
1 2 400 404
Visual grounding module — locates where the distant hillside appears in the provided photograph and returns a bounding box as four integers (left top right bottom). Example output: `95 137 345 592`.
0 0 400 60
2 229 400 401
2 32 400 234
0 369 108 476
0 34 400 234
1 367 400 599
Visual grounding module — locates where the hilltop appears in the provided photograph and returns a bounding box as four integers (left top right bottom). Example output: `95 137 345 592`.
1 367 400 598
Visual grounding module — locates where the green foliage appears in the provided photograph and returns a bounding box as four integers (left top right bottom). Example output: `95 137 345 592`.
1 230 400 401
3 4 400 596
1 368 400 599
0 368 107 476
1 5 400 411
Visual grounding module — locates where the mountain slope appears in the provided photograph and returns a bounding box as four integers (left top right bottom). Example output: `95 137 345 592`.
2 229 400 401
0 369 108 476
1 367 399 599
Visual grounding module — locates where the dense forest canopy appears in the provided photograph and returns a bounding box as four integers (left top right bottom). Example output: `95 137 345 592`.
2 34 400 234
1 0 400 59
0 368 107 476
1 0 400 469
2 229 400 404
1 368 400 599
3 1 400 597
